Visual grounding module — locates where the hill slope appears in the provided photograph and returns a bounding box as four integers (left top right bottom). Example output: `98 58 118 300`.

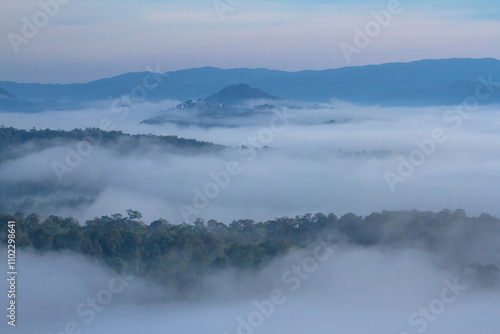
205 83 280 105
0 87 17 100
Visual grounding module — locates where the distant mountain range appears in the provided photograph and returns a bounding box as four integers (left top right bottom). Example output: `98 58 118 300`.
1 58 500 112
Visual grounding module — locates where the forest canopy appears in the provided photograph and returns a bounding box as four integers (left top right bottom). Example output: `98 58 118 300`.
1 209 498 297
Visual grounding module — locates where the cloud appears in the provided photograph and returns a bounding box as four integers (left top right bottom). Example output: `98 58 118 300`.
1 237 499 334
1 0 499 83
1 102 500 224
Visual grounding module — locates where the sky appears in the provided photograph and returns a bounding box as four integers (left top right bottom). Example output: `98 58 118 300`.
1 0 500 83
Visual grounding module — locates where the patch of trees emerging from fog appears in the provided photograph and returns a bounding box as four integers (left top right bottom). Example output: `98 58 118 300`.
0 126 222 163
1 209 499 297
0 127 224 214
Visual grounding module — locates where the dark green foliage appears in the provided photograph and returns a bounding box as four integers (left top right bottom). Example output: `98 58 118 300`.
0 126 222 163
1 209 499 297
0 127 225 217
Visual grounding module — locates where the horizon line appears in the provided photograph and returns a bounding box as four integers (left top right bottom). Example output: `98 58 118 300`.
1 57 498 86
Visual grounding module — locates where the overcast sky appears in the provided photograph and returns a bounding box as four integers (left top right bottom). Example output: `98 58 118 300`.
1 0 500 83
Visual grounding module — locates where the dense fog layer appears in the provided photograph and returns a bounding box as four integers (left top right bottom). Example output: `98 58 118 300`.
1 238 499 334
2 101 500 333
1 101 499 223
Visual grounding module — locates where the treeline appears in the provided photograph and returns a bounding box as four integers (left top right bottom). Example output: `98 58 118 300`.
0 126 225 217
0 126 223 162
0 209 499 296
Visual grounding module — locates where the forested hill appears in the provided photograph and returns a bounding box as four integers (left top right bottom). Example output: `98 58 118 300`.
0 126 223 162
1 209 499 297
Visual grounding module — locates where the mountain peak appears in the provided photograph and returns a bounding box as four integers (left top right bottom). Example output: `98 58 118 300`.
205 83 280 105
